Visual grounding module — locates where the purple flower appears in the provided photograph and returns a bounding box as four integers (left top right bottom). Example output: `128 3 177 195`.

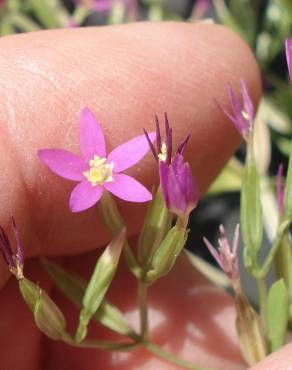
276 163 285 216
203 224 240 282
144 113 189 165
0 217 24 280
159 153 198 217
286 38 292 83
216 80 254 137
38 108 155 212
74 0 113 12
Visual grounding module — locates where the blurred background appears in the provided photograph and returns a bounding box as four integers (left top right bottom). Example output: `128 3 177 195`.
0 0 292 300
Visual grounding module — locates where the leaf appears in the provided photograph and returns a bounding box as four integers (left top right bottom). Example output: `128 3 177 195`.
42 258 136 339
75 228 125 342
240 144 263 266
267 279 288 352
28 0 62 28
284 142 292 219
207 157 243 196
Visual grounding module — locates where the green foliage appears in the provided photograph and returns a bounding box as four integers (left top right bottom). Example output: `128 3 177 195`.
267 279 289 352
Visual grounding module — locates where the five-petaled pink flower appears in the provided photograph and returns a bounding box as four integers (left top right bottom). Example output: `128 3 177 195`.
38 108 155 212
203 224 240 282
216 79 254 138
286 38 292 83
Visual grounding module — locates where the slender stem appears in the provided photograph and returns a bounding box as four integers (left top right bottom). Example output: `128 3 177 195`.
138 280 149 340
256 276 267 327
143 341 216 370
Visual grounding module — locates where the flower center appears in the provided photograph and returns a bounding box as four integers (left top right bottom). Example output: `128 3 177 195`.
83 155 113 186
158 142 168 162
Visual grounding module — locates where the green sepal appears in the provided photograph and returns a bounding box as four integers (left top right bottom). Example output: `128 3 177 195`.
19 278 68 341
146 225 186 283
138 188 172 264
42 259 136 339
75 228 125 342
284 142 292 220
267 279 289 352
240 143 263 268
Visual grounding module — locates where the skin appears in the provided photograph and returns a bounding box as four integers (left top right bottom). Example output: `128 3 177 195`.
0 21 290 370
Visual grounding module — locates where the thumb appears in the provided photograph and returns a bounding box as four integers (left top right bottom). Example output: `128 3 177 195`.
249 343 292 370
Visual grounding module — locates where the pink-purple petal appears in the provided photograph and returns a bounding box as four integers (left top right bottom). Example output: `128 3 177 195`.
107 132 156 173
69 181 103 212
104 174 152 202
38 149 87 181
79 108 106 161
286 38 292 83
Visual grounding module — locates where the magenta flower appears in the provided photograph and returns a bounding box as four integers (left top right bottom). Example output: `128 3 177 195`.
144 113 189 165
0 217 24 280
203 224 240 282
216 80 254 138
38 108 155 212
159 153 198 217
74 0 113 12
286 38 292 83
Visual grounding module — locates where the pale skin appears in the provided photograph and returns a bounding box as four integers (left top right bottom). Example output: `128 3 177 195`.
0 21 291 370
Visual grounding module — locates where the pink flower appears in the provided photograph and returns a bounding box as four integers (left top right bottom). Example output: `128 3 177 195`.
216 80 254 137
38 108 155 212
159 153 198 217
203 224 240 282
286 39 292 83
144 113 189 165
74 0 113 12
0 217 24 279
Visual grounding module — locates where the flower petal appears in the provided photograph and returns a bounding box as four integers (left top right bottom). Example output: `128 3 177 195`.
104 174 152 202
79 107 106 161
107 132 156 173
286 38 292 83
38 149 87 181
69 181 103 212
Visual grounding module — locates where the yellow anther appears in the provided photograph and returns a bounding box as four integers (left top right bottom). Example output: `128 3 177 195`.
158 142 168 162
241 110 249 120
83 155 113 186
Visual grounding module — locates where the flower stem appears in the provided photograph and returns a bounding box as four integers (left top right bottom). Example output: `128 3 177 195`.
256 275 267 327
143 341 216 370
138 280 149 341
275 232 292 302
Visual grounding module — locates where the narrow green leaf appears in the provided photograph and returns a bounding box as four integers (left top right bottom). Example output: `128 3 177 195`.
138 188 172 264
240 145 263 266
146 225 186 282
42 258 136 338
284 142 292 219
267 279 288 352
76 228 125 342
29 0 62 28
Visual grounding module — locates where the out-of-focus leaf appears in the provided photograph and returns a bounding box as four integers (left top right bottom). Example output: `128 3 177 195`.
207 157 243 196
241 146 263 266
267 279 288 352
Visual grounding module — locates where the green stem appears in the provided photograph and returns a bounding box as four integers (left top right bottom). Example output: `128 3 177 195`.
144 341 216 370
138 280 149 340
98 191 141 278
275 232 292 302
256 276 267 327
